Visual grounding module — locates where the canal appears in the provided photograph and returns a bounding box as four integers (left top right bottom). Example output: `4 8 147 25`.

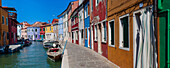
0 41 61 68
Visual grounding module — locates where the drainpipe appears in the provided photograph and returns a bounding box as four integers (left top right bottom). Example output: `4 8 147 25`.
153 0 158 68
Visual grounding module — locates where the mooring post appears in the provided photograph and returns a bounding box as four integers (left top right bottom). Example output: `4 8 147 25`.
62 40 67 55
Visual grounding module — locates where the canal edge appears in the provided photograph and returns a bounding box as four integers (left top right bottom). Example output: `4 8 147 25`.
61 49 69 68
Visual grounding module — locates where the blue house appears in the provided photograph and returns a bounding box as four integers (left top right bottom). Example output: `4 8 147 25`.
57 16 63 41
84 1 90 48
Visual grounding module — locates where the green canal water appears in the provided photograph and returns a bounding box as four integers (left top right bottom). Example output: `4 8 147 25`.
0 42 61 68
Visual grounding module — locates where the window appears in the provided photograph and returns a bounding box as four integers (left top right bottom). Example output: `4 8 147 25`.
85 5 88 18
46 28 47 31
43 28 45 31
35 35 37 38
91 0 93 11
94 25 98 41
32 29 33 32
85 28 87 39
81 29 83 39
6 17 8 25
109 20 115 47
50 27 51 31
11 32 13 38
72 32 74 39
40 29 42 31
43 35 45 38
96 0 99 6
76 31 78 40
102 22 107 42
7 32 9 40
2 16 4 24
119 14 130 50
35 29 37 32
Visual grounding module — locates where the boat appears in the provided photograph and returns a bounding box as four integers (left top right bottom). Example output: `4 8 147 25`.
43 41 59 49
47 48 63 61
8 44 22 53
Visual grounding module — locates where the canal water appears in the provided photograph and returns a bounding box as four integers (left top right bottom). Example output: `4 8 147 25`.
0 41 61 68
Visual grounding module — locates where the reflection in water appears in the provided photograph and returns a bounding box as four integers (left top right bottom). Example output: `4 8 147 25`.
0 42 61 68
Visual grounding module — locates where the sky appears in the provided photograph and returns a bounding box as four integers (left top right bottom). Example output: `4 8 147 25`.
2 0 77 24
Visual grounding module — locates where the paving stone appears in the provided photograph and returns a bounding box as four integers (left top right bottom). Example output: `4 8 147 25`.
63 42 118 68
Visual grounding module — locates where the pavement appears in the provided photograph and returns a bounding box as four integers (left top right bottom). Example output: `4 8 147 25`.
61 42 119 68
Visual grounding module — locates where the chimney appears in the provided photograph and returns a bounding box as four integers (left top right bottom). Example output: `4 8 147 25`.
48 20 50 24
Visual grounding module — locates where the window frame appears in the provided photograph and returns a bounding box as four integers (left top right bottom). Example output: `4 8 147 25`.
95 0 99 6
108 19 115 47
119 14 130 51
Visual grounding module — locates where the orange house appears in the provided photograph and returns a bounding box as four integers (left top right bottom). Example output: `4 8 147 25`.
107 0 154 68
0 7 9 46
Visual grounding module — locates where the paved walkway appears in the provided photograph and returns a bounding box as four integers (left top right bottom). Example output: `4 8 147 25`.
62 42 118 68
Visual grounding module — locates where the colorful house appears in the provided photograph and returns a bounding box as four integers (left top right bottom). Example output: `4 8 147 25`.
67 1 79 42
57 16 64 41
107 0 154 68
45 24 54 41
27 22 44 41
90 0 107 58
17 23 23 40
78 0 85 46
84 0 90 48
20 22 31 39
40 22 47 41
3 7 19 45
0 7 9 46
52 19 59 41
71 7 79 45
158 0 170 67
27 27 40 41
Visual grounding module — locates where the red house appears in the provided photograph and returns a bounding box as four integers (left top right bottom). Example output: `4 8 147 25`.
71 9 79 45
90 0 107 58
40 22 47 41
8 18 19 44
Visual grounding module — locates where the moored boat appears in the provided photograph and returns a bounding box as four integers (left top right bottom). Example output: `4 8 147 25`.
47 48 63 61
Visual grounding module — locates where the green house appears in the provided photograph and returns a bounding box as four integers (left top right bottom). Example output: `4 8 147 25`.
158 0 170 68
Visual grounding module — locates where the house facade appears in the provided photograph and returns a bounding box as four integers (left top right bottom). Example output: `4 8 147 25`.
84 0 90 48
67 1 79 42
0 7 9 46
17 24 23 40
158 0 170 68
52 19 59 41
27 27 40 41
71 8 79 45
107 0 154 67
20 22 31 39
45 24 54 41
58 16 63 41
39 22 47 41
90 0 107 58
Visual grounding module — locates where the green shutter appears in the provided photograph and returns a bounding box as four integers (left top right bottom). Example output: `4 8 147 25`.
122 17 129 48
159 11 170 68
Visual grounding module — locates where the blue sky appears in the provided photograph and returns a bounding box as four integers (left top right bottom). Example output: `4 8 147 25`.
2 0 76 24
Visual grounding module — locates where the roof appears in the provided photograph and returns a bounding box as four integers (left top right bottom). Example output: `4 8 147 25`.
2 7 16 11
71 0 88 18
31 22 47 27
57 1 78 17
52 19 59 24
20 22 31 26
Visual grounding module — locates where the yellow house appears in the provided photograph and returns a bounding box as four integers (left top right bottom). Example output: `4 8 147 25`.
45 24 54 41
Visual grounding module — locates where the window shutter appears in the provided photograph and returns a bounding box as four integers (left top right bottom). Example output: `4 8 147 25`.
88 4 90 15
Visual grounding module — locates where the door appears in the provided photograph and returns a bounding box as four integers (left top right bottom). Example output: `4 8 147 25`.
98 24 102 54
